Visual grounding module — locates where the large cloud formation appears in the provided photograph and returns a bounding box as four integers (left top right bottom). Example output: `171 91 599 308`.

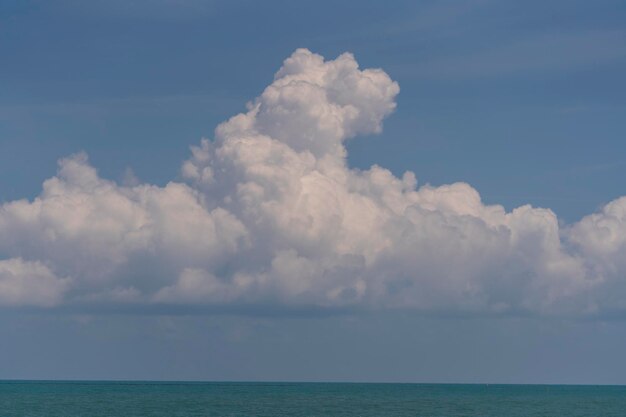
1 49 624 316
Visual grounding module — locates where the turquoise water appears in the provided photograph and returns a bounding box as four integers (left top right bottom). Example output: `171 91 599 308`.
1 381 624 416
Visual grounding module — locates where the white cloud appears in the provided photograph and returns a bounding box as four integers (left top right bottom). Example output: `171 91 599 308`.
0 49 624 316
0 152 247 300
0 258 69 307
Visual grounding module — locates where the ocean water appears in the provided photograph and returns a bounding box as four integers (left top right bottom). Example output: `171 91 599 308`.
0 381 624 416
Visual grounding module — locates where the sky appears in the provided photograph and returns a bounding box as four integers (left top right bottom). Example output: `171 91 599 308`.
1 0 626 383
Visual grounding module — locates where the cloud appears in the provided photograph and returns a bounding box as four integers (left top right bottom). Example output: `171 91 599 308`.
0 258 69 307
0 48 624 316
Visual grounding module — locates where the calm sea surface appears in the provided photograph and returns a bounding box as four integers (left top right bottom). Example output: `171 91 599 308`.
0 381 624 416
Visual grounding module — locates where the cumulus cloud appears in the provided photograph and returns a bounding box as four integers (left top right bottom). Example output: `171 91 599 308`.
0 258 68 307
0 48 623 316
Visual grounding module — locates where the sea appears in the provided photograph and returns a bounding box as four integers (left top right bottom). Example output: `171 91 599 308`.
0 381 624 416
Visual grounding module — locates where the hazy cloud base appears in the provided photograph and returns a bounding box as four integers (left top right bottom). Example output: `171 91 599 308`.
1 49 625 317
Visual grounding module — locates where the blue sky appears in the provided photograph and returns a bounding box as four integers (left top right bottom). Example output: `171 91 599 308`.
1 0 626 383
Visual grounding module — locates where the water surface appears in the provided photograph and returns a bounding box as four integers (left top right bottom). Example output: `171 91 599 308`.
1 381 624 416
